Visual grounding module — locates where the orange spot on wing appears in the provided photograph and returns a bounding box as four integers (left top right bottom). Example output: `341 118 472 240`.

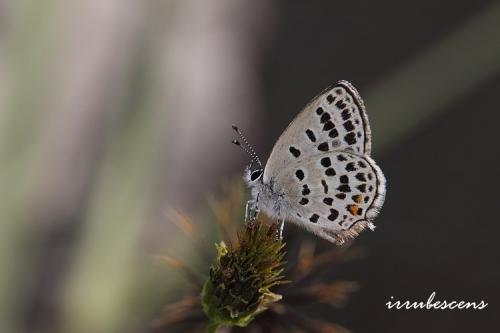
354 195 362 203
348 204 360 215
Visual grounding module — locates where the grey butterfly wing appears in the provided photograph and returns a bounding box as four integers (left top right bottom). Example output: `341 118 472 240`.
261 81 385 243
263 80 371 184
274 151 385 243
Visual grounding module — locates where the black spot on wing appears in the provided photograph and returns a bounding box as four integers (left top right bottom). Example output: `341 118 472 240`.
323 197 333 206
341 109 351 120
344 132 357 145
320 113 331 123
325 168 336 176
337 185 351 192
328 209 339 221
335 100 347 109
302 185 311 196
326 94 335 104
355 173 366 181
321 157 331 167
345 162 356 172
323 121 335 131
339 175 349 184
328 128 339 138
316 107 324 115
299 198 309 205
289 146 301 158
295 169 305 181
335 193 346 200
343 120 355 131
309 214 319 223
305 129 316 142
317 142 329 151
321 179 328 194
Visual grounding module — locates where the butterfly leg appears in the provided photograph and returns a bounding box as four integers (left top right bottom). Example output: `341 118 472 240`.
245 200 259 222
277 218 285 240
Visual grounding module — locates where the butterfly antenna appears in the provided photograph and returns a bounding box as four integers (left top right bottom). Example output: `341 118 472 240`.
232 139 253 160
231 124 262 168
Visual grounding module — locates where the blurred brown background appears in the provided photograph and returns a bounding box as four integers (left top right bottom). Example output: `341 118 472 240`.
0 1 499 332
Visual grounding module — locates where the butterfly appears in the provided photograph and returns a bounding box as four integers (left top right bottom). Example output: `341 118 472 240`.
233 80 386 244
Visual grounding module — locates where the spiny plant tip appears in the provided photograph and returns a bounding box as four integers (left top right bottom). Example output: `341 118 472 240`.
201 220 286 330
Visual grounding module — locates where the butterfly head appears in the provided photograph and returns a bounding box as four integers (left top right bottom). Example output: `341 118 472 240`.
244 166 263 184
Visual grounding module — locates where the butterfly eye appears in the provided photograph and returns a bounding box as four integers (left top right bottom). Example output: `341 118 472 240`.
250 170 263 181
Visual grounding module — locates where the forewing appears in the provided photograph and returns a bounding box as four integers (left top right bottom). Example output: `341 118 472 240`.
276 151 386 243
263 81 371 183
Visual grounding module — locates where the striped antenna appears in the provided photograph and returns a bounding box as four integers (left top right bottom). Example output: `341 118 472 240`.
231 124 262 168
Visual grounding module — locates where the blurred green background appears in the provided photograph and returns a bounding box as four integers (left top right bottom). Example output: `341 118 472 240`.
1 1 499 332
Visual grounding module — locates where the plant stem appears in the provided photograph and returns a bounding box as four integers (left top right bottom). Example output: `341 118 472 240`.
206 321 221 333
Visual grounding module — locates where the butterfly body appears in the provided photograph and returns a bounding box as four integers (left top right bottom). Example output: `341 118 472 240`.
244 167 290 221
243 81 386 244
